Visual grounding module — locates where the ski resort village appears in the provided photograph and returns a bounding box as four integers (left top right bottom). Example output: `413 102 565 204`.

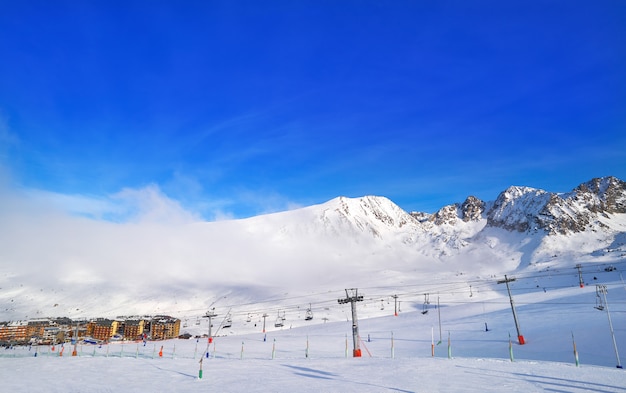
1 315 182 346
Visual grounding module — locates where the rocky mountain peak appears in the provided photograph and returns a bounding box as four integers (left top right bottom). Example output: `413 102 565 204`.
486 186 550 232
334 195 415 228
428 196 485 226
534 176 626 235
483 176 626 235
573 176 626 214
461 196 485 222
430 204 459 225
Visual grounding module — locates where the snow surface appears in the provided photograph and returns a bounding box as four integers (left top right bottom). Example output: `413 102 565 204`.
2 355 625 392
2 274 626 391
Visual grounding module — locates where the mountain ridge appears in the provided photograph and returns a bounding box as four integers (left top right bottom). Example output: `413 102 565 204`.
1 176 625 321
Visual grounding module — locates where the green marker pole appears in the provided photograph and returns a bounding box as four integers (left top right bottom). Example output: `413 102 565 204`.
509 332 514 362
572 332 580 367
198 358 203 379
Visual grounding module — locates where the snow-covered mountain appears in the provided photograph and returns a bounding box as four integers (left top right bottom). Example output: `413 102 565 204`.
1 176 625 322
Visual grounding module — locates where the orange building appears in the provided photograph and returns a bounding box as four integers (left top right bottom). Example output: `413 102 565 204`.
150 316 180 340
26 320 50 340
123 319 145 340
87 319 119 341
0 321 29 344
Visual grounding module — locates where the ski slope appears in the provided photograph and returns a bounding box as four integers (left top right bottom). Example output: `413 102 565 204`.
2 271 625 392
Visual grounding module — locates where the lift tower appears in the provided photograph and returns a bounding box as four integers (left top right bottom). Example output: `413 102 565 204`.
497 275 525 345
338 288 364 357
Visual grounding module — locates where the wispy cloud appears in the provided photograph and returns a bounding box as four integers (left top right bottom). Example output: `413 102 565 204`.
4 182 200 225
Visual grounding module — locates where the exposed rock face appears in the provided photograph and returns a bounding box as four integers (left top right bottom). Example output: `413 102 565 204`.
485 177 626 235
535 176 626 235
461 196 485 222
431 204 459 226
486 186 550 232
573 176 626 214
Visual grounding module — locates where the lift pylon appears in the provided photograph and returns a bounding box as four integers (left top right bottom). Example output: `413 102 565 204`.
338 288 364 357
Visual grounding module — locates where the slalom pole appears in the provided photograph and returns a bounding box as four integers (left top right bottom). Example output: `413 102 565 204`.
305 335 309 359
271 338 276 360
447 331 451 359
437 296 442 345
572 332 580 367
345 334 348 358
391 331 395 359
172 343 176 359
198 357 203 379
431 326 435 357
509 332 514 362
241 341 244 360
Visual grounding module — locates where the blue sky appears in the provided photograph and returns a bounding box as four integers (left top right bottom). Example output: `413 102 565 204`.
0 1 625 221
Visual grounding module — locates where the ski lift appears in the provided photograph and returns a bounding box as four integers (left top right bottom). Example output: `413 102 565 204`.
274 312 284 328
246 314 252 323
595 287 605 311
469 285 473 298
380 299 385 310
422 293 430 315
305 304 313 321
223 314 232 328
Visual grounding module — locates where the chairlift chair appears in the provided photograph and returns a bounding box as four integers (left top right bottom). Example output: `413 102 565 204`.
305 308 313 321
223 313 233 328
595 289 605 311
422 294 430 314
275 312 284 328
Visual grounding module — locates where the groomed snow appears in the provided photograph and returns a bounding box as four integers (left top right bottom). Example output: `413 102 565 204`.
2 275 625 392
2 356 625 393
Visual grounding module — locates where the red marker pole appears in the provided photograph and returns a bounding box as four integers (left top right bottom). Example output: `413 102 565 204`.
431 327 435 357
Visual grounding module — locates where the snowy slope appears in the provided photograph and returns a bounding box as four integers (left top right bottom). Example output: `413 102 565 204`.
0 177 624 324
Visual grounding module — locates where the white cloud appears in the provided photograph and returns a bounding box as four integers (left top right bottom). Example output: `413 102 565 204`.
110 184 200 224
9 183 201 225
